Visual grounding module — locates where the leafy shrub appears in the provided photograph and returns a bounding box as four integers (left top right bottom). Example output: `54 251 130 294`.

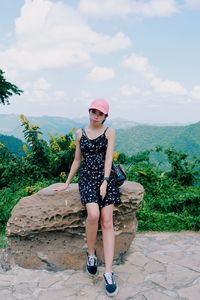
137 207 200 231
125 147 200 232
165 148 200 186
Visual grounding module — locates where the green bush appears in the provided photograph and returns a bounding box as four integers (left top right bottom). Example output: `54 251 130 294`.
125 147 200 232
137 207 200 232
0 230 6 248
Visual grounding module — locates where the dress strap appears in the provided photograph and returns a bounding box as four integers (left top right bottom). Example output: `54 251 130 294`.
82 128 91 143
82 128 86 136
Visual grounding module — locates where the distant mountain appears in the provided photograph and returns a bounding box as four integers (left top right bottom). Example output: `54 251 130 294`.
0 114 199 157
0 134 24 157
0 114 84 141
116 122 200 157
0 114 138 141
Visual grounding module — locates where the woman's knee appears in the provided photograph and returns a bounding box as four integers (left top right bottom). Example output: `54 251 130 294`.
87 212 99 223
86 203 100 223
101 216 113 230
87 210 99 223
100 205 113 229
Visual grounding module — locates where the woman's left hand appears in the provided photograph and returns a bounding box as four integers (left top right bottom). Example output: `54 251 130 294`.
100 181 108 199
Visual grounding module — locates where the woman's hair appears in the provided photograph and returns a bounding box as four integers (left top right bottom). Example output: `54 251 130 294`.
102 115 108 124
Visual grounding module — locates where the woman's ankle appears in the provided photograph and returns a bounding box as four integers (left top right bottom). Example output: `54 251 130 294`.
105 268 112 273
87 249 96 256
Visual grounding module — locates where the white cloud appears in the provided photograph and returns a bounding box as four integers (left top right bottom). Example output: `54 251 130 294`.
87 66 115 81
81 90 91 99
17 77 66 107
150 78 187 95
26 77 52 103
33 78 51 91
120 84 140 96
91 32 131 54
185 0 200 9
122 52 188 96
140 0 180 17
0 0 131 71
78 0 132 17
54 90 65 99
190 85 200 99
78 0 179 18
122 53 154 79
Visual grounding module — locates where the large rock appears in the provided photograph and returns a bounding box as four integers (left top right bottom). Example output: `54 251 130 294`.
6 181 144 271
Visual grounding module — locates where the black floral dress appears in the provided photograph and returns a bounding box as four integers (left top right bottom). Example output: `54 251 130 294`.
78 128 121 208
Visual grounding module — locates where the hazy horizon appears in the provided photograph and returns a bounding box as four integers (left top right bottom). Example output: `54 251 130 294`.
0 112 198 127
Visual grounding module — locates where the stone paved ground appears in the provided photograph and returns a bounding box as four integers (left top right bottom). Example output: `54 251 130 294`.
0 232 200 300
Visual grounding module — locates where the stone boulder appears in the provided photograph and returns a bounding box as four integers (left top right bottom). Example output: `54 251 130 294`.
6 181 144 271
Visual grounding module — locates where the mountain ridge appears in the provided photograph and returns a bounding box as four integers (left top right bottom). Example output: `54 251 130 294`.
0 114 199 156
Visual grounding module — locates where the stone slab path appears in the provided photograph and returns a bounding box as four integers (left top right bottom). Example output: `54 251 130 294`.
0 232 200 300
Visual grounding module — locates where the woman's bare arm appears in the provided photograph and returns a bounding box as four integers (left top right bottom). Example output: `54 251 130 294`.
104 128 115 178
100 128 115 198
54 129 82 191
65 129 82 184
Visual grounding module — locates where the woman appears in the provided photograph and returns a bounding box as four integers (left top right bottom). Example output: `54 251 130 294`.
54 99 121 297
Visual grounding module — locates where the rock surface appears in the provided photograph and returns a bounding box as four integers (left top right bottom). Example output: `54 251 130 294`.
1 232 200 300
6 181 144 270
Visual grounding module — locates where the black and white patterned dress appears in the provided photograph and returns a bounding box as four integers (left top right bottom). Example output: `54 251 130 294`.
78 128 121 208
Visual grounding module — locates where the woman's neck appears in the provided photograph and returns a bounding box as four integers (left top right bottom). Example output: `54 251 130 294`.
88 123 104 131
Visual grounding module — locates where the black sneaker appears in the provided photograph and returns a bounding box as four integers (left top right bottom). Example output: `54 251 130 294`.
103 272 119 297
86 251 98 276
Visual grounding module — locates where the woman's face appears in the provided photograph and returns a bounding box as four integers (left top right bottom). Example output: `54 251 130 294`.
89 109 106 124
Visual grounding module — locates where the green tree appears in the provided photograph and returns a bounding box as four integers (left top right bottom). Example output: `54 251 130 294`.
165 148 200 185
19 114 51 179
0 69 23 105
19 114 76 180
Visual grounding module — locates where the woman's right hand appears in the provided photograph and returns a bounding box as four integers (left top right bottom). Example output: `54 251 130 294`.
53 183 69 191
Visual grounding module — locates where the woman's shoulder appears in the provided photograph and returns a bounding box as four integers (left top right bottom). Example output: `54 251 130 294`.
105 127 115 137
106 126 115 132
76 128 82 134
76 128 83 141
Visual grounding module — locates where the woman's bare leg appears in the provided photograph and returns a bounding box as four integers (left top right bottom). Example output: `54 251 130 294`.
100 204 114 272
86 203 100 255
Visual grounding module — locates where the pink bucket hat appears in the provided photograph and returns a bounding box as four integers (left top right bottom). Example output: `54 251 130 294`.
89 99 109 115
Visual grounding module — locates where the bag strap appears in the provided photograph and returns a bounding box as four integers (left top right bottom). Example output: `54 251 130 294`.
104 127 109 134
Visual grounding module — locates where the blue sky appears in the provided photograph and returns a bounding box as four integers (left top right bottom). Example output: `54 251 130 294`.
0 0 200 124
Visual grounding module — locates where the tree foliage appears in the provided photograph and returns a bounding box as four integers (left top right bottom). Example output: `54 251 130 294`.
0 69 23 105
164 148 200 186
124 147 200 231
0 115 76 188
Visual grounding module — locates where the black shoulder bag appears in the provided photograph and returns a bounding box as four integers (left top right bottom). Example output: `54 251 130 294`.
112 163 127 186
